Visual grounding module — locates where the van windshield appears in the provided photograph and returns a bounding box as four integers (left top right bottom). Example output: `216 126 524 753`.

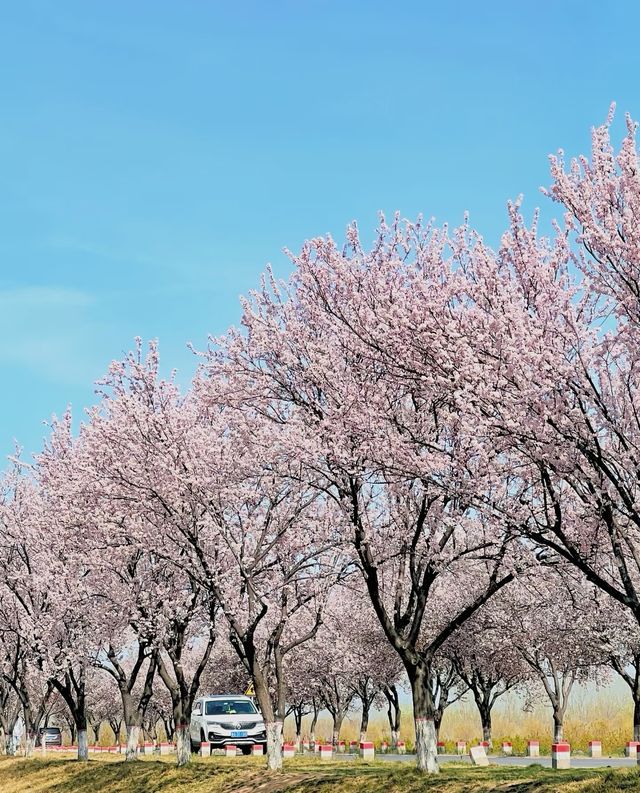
205 699 257 716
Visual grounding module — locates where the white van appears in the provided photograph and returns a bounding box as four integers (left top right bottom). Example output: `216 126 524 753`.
190 694 266 755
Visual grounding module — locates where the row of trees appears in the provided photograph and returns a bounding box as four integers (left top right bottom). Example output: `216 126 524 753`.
3 109 640 774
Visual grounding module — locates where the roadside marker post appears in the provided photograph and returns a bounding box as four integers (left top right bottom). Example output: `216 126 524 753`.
360 741 375 761
551 742 571 770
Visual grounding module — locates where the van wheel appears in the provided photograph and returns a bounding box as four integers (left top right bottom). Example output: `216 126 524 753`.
241 746 252 756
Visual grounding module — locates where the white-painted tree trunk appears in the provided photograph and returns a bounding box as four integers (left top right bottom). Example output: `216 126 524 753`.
78 729 89 761
40 734 46 756
391 730 399 750
294 733 301 752
359 731 366 743
5 735 15 756
125 724 140 761
25 735 35 758
265 721 283 771
414 717 439 774
175 724 190 767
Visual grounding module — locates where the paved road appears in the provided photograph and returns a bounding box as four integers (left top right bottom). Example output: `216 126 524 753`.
370 752 640 768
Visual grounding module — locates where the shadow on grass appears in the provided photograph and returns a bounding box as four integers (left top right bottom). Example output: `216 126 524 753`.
0 757 247 793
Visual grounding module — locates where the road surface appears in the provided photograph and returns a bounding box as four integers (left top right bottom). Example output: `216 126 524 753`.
369 752 640 768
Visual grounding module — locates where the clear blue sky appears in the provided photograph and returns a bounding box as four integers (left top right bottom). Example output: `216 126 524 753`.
1 0 639 460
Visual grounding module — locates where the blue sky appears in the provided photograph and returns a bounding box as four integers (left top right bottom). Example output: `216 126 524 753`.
1 0 639 460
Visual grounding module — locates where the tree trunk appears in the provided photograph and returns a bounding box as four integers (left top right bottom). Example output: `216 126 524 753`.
294 706 303 750
634 693 640 742
266 722 283 771
250 666 282 771
553 711 564 743
50 668 88 762
175 723 190 767
309 705 318 743
25 733 35 758
332 713 344 746
78 729 89 762
4 734 14 756
359 702 369 743
480 706 492 746
144 718 158 742
22 699 40 760
109 720 122 745
384 685 401 749
103 643 157 762
126 724 140 761
156 643 214 768
163 718 174 742
409 663 438 774
433 710 442 741
40 732 47 756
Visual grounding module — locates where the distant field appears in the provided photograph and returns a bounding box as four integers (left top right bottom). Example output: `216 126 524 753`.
281 686 635 755
2 755 640 793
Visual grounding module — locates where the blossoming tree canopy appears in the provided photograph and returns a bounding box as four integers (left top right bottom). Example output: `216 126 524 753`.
447 112 640 634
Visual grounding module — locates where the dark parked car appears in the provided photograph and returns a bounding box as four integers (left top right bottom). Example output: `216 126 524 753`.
38 727 62 747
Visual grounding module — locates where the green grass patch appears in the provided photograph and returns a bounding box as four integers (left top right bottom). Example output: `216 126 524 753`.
1 755 639 793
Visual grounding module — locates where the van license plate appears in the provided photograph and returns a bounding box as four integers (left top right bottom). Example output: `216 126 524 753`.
231 731 247 738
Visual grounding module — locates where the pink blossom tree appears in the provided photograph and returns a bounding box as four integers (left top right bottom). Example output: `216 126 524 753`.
329 585 403 743
204 223 521 772
447 598 528 745
282 647 322 747
37 348 220 766
35 412 160 762
199 635 249 697
428 658 467 742
145 687 174 743
497 571 608 742
447 112 640 664
93 641 157 758
85 670 125 745
0 464 85 758
151 370 349 770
